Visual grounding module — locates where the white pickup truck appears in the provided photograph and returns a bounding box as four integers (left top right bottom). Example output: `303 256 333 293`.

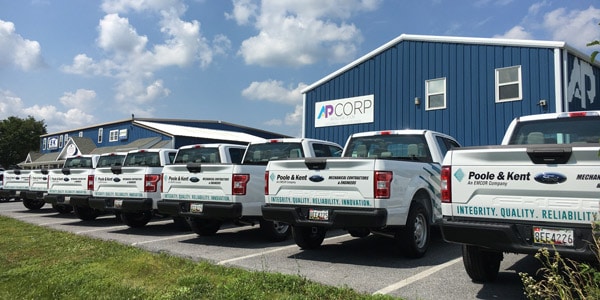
157 143 247 224
440 111 600 282
44 154 100 214
23 168 51 210
0 168 31 203
70 152 127 221
159 138 343 241
89 148 177 228
262 130 460 258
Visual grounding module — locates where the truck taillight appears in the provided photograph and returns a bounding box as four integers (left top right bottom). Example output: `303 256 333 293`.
264 171 269 195
441 166 451 203
160 173 164 193
374 171 392 199
233 174 250 195
145 174 161 193
87 175 94 191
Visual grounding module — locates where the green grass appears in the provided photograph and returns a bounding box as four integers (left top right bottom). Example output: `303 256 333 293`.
0 216 397 300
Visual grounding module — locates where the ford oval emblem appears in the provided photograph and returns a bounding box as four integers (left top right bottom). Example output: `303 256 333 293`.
534 172 567 184
190 177 200 183
309 175 324 182
113 178 121 182
15 177 20 180
63 178 69 182
42 177 47 180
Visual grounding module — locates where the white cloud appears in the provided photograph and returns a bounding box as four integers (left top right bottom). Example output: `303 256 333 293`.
241 80 307 104
542 6 600 50
284 104 303 126
59 89 97 111
61 0 223 113
0 20 45 71
0 90 25 117
493 25 533 40
233 0 381 67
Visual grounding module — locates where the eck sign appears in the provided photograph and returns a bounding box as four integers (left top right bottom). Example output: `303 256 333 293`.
315 95 374 127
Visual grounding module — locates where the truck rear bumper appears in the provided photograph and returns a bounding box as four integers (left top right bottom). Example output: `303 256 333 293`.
25 191 45 200
261 205 387 228
441 218 597 261
157 200 242 219
44 194 71 205
89 197 153 212
70 196 91 206
0 190 18 199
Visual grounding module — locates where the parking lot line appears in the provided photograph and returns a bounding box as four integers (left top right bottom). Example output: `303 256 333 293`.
372 257 462 295
131 233 199 246
217 234 350 265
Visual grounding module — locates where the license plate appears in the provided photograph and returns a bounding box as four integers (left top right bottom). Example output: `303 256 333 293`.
114 199 123 209
308 209 329 221
190 203 203 213
533 227 574 247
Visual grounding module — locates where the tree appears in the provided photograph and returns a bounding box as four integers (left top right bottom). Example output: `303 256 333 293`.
588 22 600 62
0 116 47 169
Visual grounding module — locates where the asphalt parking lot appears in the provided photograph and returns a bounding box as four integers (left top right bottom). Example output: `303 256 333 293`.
0 200 539 300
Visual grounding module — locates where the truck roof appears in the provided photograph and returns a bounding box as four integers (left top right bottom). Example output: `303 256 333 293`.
513 111 600 122
249 138 340 146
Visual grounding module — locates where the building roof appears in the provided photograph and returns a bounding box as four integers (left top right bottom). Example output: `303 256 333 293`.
301 33 596 94
134 121 267 143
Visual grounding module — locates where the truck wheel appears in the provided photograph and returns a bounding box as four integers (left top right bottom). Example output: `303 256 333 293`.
23 198 45 210
462 245 503 283
73 205 100 221
260 219 290 242
121 211 153 228
397 202 430 258
52 204 73 214
293 226 326 249
188 217 221 236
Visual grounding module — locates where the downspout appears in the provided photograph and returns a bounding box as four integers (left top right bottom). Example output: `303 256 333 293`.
301 93 306 138
557 47 566 113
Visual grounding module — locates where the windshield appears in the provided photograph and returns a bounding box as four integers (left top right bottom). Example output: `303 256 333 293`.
64 157 94 169
123 152 161 167
508 117 600 145
243 142 304 165
344 134 433 163
174 147 221 164
97 154 126 168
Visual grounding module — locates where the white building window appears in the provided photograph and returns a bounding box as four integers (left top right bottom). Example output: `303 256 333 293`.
59 135 63 148
98 128 103 143
43 138 47 150
79 131 83 137
109 130 119 142
496 65 522 102
425 78 446 110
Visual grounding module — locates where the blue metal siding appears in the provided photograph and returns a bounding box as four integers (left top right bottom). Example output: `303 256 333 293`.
305 40 557 147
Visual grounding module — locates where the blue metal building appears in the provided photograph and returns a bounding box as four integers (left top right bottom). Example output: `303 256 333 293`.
23 117 289 168
302 34 600 147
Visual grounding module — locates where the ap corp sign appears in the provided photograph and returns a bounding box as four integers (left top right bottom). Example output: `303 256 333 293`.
314 95 374 127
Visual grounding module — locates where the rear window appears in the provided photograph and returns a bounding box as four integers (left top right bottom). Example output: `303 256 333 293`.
508 116 600 145
124 152 161 167
97 154 126 168
174 147 221 164
344 134 433 163
243 142 304 165
64 157 94 169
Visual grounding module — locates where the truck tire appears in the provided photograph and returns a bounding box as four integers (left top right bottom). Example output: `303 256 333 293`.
188 217 221 236
293 226 326 249
397 201 430 258
73 205 100 221
260 219 290 242
121 211 153 228
23 198 45 210
52 204 73 214
462 245 503 283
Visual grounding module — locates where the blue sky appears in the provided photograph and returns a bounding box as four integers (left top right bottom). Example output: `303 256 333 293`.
0 0 599 137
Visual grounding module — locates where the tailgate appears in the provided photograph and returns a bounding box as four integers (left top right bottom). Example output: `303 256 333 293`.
3 171 30 191
266 158 376 208
94 167 147 198
29 172 49 192
161 164 235 201
48 169 91 195
447 146 600 225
